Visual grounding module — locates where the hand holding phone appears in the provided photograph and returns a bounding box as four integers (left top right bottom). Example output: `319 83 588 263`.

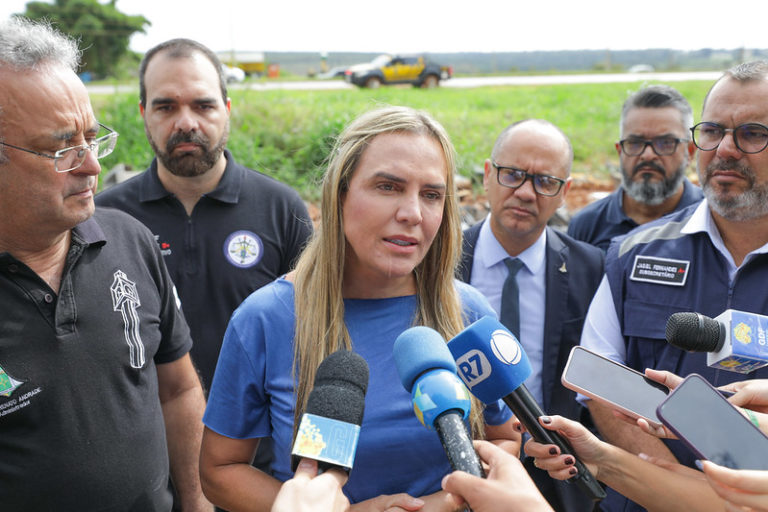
656 374 768 470
561 346 669 428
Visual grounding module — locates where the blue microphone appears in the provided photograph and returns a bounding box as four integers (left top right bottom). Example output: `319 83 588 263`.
448 316 605 502
393 326 485 477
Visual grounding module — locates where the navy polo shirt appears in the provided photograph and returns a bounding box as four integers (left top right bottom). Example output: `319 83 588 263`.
567 178 703 252
96 150 313 389
0 208 191 510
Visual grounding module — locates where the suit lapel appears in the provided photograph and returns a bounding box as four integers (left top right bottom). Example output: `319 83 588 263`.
541 227 569 412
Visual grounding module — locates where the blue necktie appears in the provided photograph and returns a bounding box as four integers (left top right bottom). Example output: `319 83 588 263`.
500 258 524 340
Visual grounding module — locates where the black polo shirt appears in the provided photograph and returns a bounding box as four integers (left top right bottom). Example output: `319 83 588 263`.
96 150 312 390
0 208 192 511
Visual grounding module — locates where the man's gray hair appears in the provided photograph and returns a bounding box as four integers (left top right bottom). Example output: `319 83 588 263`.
620 84 693 137
0 17 80 161
0 16 80 72
702 60 768 112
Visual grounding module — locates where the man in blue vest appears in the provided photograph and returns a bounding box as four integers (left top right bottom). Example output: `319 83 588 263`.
580 61 768 511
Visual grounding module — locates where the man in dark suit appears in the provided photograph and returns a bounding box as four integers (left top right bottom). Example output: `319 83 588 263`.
460 119 604 512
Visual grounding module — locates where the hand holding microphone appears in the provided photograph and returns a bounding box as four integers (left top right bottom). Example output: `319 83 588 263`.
393 326 486 478
448 316 606 502
271 458 350 512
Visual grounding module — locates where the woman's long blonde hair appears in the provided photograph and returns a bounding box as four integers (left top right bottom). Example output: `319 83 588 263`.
292 105 485 438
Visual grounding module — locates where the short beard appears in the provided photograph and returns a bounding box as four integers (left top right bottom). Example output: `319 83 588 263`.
702 160 768 221
147 124 229 178
621 160 686 206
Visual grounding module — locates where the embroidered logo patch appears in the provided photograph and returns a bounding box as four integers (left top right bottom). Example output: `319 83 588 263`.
224 231 263 268
630 256 689 286
111 270 146 369
0 364 23 398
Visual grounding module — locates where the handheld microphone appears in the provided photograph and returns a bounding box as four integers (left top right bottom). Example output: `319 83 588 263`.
393 326 486 478
291 350 369 473
666 310 768 374
448 316 606 502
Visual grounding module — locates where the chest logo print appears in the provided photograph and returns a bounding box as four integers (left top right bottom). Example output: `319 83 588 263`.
224 230 263 269
0 365 23 398
111 270 146 369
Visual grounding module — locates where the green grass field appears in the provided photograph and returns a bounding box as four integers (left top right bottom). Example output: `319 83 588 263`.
91 80 712 200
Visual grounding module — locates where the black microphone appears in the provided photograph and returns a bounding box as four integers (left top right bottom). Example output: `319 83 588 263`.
393 326 486 478
448 316 606 502
291 350 369 473
666 310 768 374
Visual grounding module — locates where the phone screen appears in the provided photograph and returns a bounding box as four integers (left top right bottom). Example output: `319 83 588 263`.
562 346 669 426
656 374 768 470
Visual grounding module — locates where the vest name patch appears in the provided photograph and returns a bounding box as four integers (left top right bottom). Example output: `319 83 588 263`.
630 256 689 286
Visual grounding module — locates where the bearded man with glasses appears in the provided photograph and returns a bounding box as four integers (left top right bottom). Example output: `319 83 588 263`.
577 62 768 512
568 85 704 252
459 119 604 512
0 18 211 511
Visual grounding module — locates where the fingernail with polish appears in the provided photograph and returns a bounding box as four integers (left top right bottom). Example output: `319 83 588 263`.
565 457 574 465
541 416 552 424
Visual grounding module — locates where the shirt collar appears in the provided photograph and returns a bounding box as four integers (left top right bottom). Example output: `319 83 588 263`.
139 149 242 204
72 215 107 247
682 199 768 269
477 215 547 274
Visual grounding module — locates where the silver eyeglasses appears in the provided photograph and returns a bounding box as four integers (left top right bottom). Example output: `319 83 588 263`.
0 123 118 173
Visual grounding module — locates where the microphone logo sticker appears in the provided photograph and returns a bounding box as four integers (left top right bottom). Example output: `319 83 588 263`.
456 349 491 388
490 329 522 366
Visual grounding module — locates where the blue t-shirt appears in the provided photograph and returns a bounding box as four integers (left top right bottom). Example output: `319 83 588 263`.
203 277 511 503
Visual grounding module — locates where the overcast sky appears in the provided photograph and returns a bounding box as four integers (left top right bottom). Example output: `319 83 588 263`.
2 0 766 55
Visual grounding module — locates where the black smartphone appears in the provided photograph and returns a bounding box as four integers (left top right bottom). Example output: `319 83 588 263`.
656 373 768 470
561 346 669 428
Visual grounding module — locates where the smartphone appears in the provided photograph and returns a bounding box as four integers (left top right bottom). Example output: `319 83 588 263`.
656 373 768 470
561 346 669 428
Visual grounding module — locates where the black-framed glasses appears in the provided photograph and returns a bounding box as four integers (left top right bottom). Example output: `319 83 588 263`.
492 162 566 197
690 122 768 154
0 123 118 173
618 137 687 157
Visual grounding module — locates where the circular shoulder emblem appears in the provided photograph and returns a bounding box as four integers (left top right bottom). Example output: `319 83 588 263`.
224 230 263 268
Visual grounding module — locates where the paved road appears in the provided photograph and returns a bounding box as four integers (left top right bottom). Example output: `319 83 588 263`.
87 71 722 95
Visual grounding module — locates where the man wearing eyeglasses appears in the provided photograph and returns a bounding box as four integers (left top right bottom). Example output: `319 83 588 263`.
567 85 703 252
0 18 211 511
460 119 604 512
578 62 768 512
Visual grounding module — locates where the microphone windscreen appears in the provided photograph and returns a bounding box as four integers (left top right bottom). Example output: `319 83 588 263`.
393 326 456 392
666 312 723 352
313 349 370 397
307 350 369 426
447 316 532 403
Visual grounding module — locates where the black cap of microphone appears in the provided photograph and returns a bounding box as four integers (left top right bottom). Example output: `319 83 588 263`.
666 312 726 352
306 350 369 425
